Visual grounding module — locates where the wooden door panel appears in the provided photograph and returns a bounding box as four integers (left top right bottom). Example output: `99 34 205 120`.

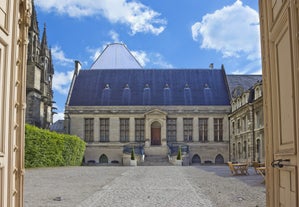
151 128 161 145
272 10 296 152
272 0 284 21
259 0 299 206
0 0 8 30
279 167 297 207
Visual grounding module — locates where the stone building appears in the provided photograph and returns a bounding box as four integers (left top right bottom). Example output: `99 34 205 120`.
26 1 55 129
65 43 231 165
227 75 264 163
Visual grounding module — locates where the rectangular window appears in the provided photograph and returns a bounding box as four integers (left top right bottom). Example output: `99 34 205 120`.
167 118 177 142
84 118 94 142
214 118 223 142
232 121 235 135
198 118 208 142
135 118 144 142
183 118 193 142
100 118 109 142
237 119 240 134
120 118 129 142
242 116 246 131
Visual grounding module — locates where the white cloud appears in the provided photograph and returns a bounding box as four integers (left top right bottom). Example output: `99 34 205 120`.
53 70 74 95
35 0 166 35
150 53 173 68
251 69 262 75
109 30 120 43
51 45 74 66
191 0 260 61
131 50 149 67
53 112 64 122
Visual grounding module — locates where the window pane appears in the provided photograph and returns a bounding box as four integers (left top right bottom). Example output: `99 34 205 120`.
84 118 94 142
100 118 109 142
135 118 145 142
167 118 176 142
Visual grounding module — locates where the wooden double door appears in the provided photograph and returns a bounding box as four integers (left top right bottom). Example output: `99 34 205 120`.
259 0 299 206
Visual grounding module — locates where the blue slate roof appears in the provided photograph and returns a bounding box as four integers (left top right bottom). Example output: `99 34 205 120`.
68 69 230 106
226 75 262 98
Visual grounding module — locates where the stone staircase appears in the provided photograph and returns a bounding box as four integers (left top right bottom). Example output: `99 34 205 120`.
140 146 172 166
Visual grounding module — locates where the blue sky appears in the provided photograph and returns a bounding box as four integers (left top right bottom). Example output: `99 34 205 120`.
34 0 261 122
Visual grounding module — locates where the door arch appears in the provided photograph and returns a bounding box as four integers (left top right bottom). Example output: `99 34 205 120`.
99 154 108 164
192 154 201 164
151 121 161 145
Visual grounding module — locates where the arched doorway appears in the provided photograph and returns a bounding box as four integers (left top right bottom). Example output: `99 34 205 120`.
99 154 108 164
215 154 224 164
151 121 161 145
192 154 201 164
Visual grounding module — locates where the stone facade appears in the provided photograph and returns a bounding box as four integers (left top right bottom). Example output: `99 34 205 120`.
229 81 264 163
26 1 54 129
65 105 230 165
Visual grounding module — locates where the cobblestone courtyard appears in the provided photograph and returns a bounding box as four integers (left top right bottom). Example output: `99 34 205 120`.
24 166 266 207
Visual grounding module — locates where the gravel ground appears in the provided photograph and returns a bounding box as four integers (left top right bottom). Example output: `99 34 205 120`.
24 165 265 207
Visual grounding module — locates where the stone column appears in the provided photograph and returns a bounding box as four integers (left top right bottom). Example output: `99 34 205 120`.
94 118 99 142
129 117 135 142
208 117 214 142
110 117 119 142
177 117 184 142
193 117 199 142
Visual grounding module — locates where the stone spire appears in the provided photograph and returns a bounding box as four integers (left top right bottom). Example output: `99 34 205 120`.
40 24 49 56
29 0 39 34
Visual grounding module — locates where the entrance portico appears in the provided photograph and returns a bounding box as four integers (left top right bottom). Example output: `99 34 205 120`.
144 109 167 147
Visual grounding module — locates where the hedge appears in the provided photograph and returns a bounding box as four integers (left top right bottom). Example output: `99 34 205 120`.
25 124 86 168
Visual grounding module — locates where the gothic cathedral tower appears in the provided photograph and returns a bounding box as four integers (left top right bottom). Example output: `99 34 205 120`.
26 0 55 129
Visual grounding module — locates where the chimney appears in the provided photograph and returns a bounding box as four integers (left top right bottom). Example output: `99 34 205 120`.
74 60 81 75
209 63 214 69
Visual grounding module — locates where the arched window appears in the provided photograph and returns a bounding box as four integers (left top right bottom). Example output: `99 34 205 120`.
215 154 224 164
192 154 201 164
99 154 108 164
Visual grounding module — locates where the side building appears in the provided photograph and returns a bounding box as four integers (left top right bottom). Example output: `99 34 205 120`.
65 43 231 165
227 75 264 163
26 1 55 129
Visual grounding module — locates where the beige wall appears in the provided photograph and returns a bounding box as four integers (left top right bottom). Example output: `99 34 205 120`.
0 0 31 206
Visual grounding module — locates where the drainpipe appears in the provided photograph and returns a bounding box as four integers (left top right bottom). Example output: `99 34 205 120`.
251 104 255 162
228 116 231 161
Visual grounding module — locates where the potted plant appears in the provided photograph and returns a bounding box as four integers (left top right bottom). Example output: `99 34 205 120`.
130 148 137 166
175 146 183 166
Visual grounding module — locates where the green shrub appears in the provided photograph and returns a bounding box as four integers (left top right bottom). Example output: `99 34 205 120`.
25 124 86 168
177 146 182 160
131 148 135 160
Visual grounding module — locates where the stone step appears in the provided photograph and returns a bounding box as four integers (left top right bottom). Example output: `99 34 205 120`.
140 155 172 166
144 146 168 156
